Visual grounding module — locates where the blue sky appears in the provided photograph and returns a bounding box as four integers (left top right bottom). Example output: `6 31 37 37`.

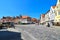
0 0 57 19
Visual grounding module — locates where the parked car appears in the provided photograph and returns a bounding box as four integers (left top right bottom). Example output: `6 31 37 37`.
0 22 15 29
0 22 3 29
6 22 15 28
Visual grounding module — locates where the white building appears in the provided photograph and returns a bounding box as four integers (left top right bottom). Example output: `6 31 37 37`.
20 16 32 24
49 6 55 21
45 6 55 26
40 14 45 25
40 0 60 26
48 0 60 26
48 6 55 26
45 10 50 25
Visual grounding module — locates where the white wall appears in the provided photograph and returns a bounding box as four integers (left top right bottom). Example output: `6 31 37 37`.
20 19 32 23
49 7 55 21
40 15 45 23
45 13 49 22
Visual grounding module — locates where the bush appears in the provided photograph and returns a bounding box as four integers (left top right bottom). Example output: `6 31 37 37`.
18 21 22 24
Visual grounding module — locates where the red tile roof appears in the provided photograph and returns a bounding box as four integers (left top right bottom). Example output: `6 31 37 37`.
41 14 45 18
22 16 30 19
52 6 56 9
32 18 37 21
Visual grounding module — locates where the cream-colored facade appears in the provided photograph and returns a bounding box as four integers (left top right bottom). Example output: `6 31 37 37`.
54 0 60 22
40 14 45 24
40 0 60 25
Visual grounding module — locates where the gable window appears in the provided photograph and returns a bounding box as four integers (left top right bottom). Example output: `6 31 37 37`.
54 11 57 16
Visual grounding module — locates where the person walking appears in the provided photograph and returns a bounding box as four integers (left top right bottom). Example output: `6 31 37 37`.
47 23 50 27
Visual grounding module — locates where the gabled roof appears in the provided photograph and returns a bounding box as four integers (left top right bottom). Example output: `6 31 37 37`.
45 10 50 14
52 6 56 9
22 16 30 19
32 18 37 21
41 14 45 18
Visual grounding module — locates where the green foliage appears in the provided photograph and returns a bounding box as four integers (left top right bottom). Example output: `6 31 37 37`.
18 21 21 24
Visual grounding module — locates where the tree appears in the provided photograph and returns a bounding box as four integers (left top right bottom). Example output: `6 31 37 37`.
19 14 22 18
2 16 6 19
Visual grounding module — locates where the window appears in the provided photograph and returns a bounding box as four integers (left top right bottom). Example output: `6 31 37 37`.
58 11 60 15
54 11 57 16
57 6 58 8
54 10 57 16
55 20 57 21
59 19 60 21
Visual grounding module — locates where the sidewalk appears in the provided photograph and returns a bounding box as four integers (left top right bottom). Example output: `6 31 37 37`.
52 26 60 28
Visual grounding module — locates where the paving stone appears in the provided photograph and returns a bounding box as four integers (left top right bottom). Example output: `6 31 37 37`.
15 25 60 40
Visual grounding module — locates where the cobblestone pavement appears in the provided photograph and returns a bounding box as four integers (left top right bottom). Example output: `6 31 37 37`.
15 25 60 40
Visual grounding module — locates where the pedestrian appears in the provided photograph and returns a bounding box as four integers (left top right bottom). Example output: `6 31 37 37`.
47 23 50 27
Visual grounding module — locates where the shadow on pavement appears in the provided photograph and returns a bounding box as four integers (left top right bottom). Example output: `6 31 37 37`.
0 31 23 40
